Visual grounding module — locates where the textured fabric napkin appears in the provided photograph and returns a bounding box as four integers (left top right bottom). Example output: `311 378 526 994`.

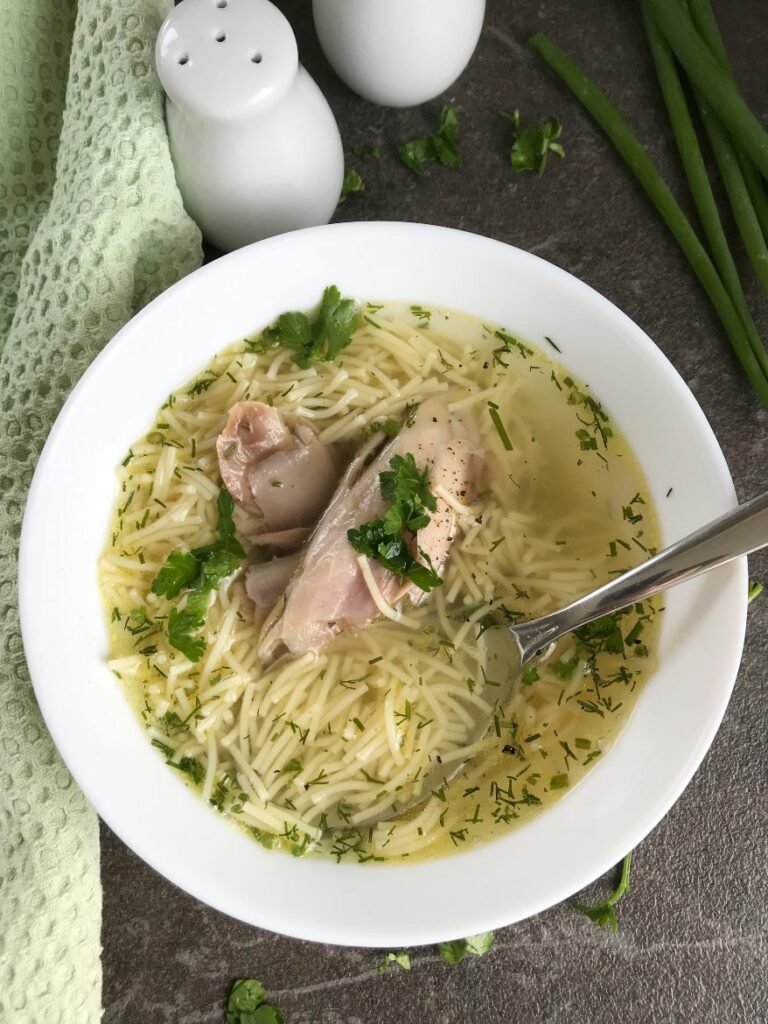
0 1 201 1019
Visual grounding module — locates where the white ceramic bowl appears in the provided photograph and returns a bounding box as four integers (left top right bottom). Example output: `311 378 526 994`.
19 223 746 946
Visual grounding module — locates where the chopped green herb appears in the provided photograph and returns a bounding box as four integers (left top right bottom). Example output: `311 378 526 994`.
215 489 246 558
363 417 401 440
399 105 461 175
575 851 633 932
487 401 513 451
341 167 365 199
249 827 280 850
125 607 151 635
748 580 763 603
153 489 245 661
438 931 495 964
379 950 411 972
225 979 284 1024
521 664 540 685
550 773 570 790
552 654 579 681
151 738 175 758
492 328 534 365
187 375 217 397
150 550 200 598
501 108 565 175
348 453 442 593
410 304 432 323
169 755 204 785
354 144 381 160
167 608 207 662
260 285 359 369
575 614 625 657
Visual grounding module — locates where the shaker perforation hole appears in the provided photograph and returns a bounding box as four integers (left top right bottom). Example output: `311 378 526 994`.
215 30 226 42
251 52 263 63
178 53 189 65
216 0 228 7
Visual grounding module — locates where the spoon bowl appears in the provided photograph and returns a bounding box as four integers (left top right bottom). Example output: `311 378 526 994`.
323 488 768 830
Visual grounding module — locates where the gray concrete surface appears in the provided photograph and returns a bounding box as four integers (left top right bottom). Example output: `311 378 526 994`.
101 1 768 1020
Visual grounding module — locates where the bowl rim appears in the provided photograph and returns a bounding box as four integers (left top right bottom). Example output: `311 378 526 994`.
19 221 747 946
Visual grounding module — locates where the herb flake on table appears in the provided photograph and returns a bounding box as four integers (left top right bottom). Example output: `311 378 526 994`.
575 851 633 931
748 579 763 603
354 144 381 160
501 109 565 175
438 931 495 964
226 978 284 1024
348 453 442 592
399 105 461 175
379 950 411 972
341 167 365 200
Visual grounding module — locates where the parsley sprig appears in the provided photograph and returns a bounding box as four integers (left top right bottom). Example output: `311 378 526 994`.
348 453 442 593
438 931 495 964
257 285 359 369
226 979 284 1024
501 109 565 175
575 852 633 931
399 106 461 175
151 490 245 662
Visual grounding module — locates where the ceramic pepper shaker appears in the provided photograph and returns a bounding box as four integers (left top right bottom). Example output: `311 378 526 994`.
156 0 344 252
312 0 486 108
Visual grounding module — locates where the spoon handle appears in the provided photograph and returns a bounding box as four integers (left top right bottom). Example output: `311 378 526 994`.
513 489 768 662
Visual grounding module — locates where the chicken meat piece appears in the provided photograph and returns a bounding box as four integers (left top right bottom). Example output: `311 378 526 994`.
216 402 339 535
245 552 303 613
259 399 476 658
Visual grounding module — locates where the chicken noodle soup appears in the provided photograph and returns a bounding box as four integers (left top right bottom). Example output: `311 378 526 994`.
101 299 660 861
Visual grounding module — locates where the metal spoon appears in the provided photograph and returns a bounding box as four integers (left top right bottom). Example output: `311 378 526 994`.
329 489 768 830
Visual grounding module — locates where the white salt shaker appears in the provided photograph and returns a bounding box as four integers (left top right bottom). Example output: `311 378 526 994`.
312 0 486 108
156 0 344 252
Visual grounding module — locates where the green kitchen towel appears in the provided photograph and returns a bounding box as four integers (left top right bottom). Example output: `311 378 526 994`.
0 0 202 1018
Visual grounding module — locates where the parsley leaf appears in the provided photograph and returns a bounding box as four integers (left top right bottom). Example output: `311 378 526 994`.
167 608 207 662
261 285 359 369
575 852 633 932
150 550 200 598
379 950 411 972
347 453 442 593
341 167 365 199
226 979 284 1024
399 105 461 175
216 489 246 557
380 453 437 532
198 547 242 590
438 931 495 964
501 109 565 175
152 487 246 662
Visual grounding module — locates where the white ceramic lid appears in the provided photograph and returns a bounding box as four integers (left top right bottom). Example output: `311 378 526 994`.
156 0 299 121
